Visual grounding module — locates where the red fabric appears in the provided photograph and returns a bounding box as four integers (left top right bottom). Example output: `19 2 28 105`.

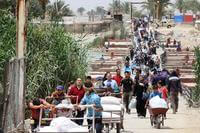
31 99 45 120
184 15 193 23
113 75 123 86
158 87 168 101
68 85 85 104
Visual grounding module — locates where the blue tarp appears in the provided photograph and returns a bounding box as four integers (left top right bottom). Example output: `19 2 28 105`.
174 15 184 23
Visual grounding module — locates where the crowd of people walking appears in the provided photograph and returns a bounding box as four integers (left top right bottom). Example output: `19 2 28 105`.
28 17 183 133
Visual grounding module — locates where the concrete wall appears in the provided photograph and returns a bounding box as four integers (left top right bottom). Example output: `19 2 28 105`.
64 22 111 33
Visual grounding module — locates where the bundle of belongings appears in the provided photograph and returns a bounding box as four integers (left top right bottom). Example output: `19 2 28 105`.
38 117 88 132
100 96 123 119
149 96 168 109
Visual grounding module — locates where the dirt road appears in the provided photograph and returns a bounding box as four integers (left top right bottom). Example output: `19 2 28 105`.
158 24 200 50
119 96 200 133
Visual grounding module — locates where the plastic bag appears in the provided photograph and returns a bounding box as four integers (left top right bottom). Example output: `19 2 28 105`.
128 98 136 109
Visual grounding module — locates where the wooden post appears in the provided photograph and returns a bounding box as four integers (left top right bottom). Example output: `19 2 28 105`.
16 0 26 58
16 0 26 131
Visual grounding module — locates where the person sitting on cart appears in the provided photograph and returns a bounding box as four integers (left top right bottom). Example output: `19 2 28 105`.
76 82 103 133
103 72 120 93
29 98 54 131
102 82 115 96
51 85 67 105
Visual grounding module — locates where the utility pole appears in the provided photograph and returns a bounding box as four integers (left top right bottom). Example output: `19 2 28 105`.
113 0 115 16
130 3 132 20
156 0 160 20
16 0 26 130
154 0 160 21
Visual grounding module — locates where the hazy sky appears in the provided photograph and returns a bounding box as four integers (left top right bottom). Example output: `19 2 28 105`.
50 0 146 12
50 0 176 13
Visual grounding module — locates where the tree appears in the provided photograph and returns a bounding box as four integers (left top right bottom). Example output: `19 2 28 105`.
29 0 44 19
96 6 105 20
142 0 155 17
175 0 185 13
38 0 49 19
77 7 85 16
0 10 88 100
192 47 200 102
109 0 123 14
132 6 143 18
122 1 130 14
0 0 48 19
175 0 200 14
87 9 95 21
47 0 73 21
186 0 200 14
142 0 171 20
0 0 16 15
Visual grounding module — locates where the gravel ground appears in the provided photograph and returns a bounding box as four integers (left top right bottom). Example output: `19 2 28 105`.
157 24 200 50
110 96 200 133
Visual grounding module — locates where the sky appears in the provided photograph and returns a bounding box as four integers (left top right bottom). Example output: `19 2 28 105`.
50 0 147 12
50 0 177 13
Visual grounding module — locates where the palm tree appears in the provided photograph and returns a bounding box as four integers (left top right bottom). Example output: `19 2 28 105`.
109 0 123 14
122 2 130 14
29 0 44 19
156 0 172 20
38 0 49 19
143 0 171 20
186 0 200 14
96 6 105 20
77 7 85 16
175 0 185 13
47 0 73 21
142 0 155 17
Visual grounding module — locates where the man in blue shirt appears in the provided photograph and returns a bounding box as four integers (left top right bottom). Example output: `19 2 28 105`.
77 82 103 133
104 73 120 93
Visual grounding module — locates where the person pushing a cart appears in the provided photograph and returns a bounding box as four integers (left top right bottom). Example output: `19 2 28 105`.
75 82 103 133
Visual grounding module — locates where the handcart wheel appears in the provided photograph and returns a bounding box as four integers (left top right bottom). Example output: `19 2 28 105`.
105 124 110 133
116 123 121 133
150 115 153 126
155 116 161 129
162 115 164 126
156 122 161 129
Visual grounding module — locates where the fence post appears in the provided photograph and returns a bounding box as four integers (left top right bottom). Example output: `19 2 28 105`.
16 0 26 131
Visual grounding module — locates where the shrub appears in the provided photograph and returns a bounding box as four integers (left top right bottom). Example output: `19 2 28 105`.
0 10 88 100
192 47 200 102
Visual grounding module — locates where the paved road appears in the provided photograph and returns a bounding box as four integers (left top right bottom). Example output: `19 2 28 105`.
110 96 200 133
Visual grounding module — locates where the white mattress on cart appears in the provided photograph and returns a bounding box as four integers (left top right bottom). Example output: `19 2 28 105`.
102 104 124 111
38 117 88 133
38 126 88 133
102 112 120 119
